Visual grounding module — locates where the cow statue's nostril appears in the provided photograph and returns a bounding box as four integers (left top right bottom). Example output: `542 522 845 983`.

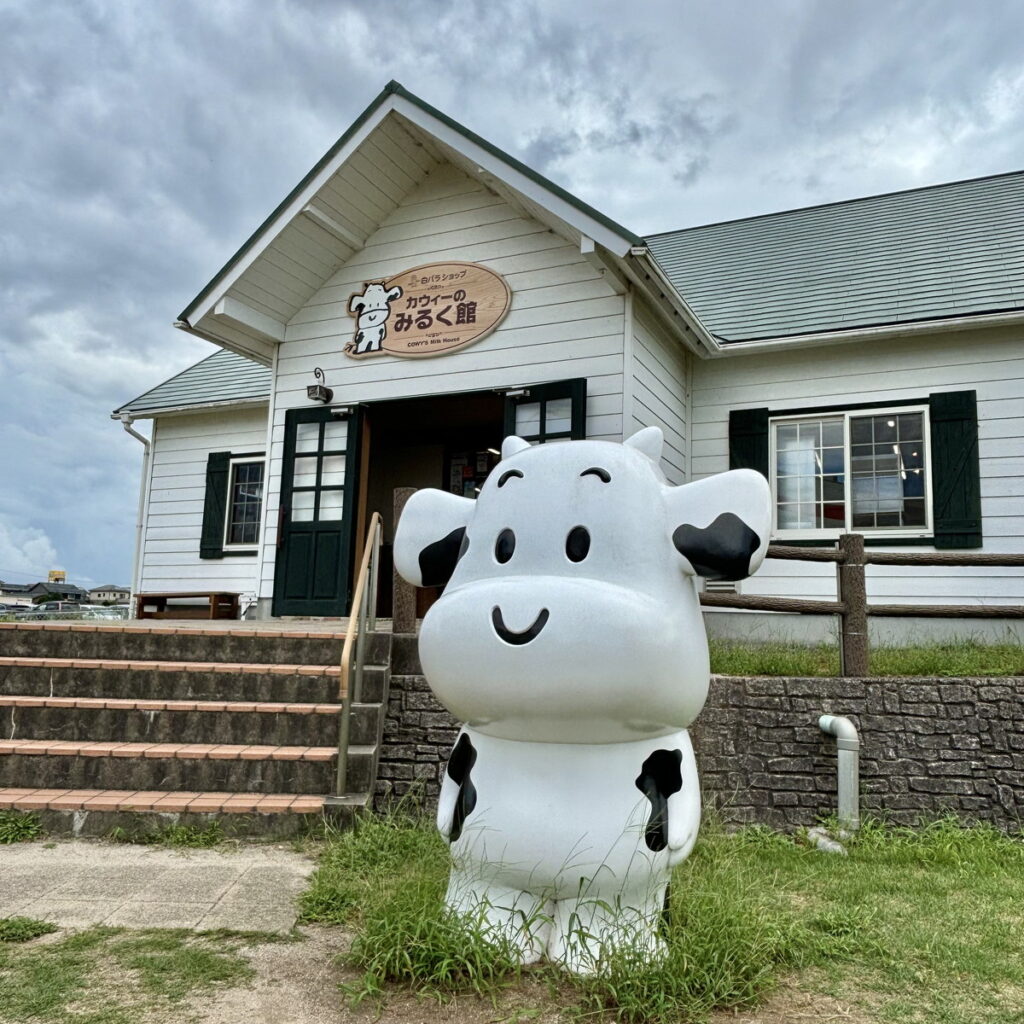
491 606 549 645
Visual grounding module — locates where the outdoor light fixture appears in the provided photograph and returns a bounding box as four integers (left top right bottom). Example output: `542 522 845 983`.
307 367 334 404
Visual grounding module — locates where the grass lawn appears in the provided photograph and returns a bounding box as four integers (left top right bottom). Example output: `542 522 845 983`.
301 812 1024 1024
707 638 1024 677
0 925 277 1023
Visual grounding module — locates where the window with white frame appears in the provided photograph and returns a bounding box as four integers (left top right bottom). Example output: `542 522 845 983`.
224 458 265 548
771 407 930 538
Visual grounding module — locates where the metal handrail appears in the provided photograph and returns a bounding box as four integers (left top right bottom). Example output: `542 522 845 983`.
334 511 382 799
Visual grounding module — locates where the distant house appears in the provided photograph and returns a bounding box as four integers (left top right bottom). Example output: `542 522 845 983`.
0 581 88 603
113 80 1023 627
87 585 131 604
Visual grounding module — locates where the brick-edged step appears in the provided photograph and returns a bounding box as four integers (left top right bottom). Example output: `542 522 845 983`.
0 622 389 666
0 787 327 814
0 625 392 837
0 695 381 747
0 660 387 705
0 739 375 794
0 787 369 839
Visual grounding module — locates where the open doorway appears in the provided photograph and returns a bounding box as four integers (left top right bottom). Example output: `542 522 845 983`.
363 390 505 616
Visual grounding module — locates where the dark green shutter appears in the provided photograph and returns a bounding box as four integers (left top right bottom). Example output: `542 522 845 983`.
728 408 769 477
929 390 982 549
200 451 230 559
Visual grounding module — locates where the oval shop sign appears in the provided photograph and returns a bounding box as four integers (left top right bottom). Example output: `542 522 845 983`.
345 261 511 360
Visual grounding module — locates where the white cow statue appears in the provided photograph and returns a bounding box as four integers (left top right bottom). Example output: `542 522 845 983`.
393 427 771 972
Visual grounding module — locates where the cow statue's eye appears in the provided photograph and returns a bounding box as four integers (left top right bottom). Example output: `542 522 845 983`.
495 528 516 564
566 526 590 562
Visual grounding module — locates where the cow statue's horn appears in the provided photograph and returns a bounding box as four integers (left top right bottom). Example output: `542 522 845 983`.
501 435 531 459
623 426 663 463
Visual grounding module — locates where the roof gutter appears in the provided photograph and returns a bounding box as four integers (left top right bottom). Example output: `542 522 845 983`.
711 308 1024 356
118 415 151 602
624 247 721 357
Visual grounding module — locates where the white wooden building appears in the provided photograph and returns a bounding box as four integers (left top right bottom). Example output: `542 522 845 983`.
114 81 1024 628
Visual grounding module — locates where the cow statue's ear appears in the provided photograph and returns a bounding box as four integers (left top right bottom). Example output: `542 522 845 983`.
665 470 772 582
624 426 664 463
394 489 476 589
349 294 365 313
501 435 531 459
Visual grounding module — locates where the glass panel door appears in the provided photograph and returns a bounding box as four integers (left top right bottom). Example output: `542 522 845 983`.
503 379 587 445
273 406 362 616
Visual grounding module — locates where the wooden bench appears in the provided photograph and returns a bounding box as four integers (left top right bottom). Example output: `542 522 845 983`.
135 591 241 620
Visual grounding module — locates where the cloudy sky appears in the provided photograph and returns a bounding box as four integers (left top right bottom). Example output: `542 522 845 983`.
2 0 1023 590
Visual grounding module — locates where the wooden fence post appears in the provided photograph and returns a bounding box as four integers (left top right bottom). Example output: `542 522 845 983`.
392 488 417 634
837 533 869 676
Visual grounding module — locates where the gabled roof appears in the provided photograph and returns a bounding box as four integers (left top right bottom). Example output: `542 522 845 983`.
34 583 87 597
177 80 643 364
645 171 1024 344
113 349 270 418
0 582 37 594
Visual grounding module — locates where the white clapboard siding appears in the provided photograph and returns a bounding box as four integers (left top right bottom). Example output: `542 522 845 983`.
691 325 1024 605
139 407 269 595
255 162 628 598
630 300 689 484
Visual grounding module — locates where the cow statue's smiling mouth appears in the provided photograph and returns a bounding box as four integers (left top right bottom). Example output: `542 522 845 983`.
491 606 550 646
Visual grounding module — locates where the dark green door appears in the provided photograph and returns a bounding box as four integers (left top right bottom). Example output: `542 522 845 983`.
503 378 587 443
273 406 362 616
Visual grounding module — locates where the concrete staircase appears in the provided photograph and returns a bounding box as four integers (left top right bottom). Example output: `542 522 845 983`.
0 622 391 837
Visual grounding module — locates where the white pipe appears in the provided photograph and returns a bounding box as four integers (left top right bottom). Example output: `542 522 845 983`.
818 714 860 832
120 415 151 608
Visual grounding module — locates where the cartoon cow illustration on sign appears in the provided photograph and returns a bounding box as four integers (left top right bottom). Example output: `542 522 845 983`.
347 282 403 355
393 427 771 971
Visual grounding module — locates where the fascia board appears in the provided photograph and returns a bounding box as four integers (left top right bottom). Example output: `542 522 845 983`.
179 94 399 327
618 249 720 358
389 93 642 257
110 398 270 421
174 320 275 367
711 308 1024 356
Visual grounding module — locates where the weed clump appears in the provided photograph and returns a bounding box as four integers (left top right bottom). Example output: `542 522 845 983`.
0 811 43 844
107 820 225 847
303 809 520 995
0 917 59 943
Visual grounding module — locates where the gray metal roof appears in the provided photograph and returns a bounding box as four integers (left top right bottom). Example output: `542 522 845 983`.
114 349 270 417
646 171 1024 343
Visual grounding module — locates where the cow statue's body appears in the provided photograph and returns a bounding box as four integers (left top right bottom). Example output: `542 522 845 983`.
393 427 771 972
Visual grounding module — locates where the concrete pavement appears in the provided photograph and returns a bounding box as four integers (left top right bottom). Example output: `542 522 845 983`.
0 840 315 932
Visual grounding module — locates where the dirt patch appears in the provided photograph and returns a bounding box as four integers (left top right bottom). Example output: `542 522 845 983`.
194 926 349 1024
188 934 880 1024
709 977 874 1024
192 927 575 1024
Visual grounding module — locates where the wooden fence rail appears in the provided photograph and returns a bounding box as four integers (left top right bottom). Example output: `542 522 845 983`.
699 534 1024 676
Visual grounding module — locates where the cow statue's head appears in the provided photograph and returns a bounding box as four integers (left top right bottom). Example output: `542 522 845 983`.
394 427 771 744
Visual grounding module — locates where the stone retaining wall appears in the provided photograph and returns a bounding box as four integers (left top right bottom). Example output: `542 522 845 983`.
377 639 1024 829
692 675 1023 828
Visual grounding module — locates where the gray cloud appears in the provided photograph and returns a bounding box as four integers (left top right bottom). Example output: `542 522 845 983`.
1 0 1022 586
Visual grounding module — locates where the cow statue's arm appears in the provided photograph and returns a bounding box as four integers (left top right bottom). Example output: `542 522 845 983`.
437 732 478 843
666 735 701 865
636 734 702 866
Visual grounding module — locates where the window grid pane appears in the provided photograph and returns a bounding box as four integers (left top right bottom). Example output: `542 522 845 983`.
227 462 264 545
774 417 844 530
849 413 927 529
